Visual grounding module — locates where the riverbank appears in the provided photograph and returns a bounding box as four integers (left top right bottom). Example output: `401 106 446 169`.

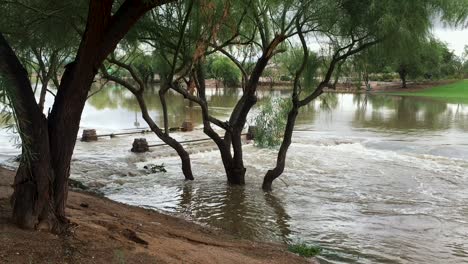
0 167 315 264
322 79 457 94
386 79 468 103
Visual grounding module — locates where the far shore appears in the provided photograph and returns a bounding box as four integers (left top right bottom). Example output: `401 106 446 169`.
0 167 317 264
206 79 460 94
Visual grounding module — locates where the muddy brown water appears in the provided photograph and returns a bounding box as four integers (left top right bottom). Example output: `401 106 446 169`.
1 86 468 263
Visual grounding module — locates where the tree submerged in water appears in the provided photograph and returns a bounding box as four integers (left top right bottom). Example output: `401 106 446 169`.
1 0 467 234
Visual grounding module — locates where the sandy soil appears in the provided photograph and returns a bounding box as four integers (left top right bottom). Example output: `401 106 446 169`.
0 167 316 264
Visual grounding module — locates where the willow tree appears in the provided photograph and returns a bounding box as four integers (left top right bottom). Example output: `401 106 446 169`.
262 0 468 190
0 0 174 232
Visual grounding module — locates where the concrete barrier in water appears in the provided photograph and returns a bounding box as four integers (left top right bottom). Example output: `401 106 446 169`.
81 129 98 142
131 138 149 153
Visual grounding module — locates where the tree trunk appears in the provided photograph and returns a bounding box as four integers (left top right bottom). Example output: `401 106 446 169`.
227 128 246 185
398 67 407 88
216 40 281 184
101 60 195 181
262 106 298 191
12 125 56 230
47 0 174 221
134 95 194 181
0 33 57 230
226 165 246 185
47 64 94 221
2 0 174 231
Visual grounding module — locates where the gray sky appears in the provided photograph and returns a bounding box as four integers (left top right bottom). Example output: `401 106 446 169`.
432 23 468 56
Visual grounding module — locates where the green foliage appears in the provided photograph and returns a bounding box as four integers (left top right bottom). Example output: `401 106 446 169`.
0 76 12 124
254 98 290 148
0 76 35 164
319 93 339 111
276 47 320 91
389 80 468 104
209 56 241 87
354 37 464 84
133 53 156 84
113 249 126 264
276 48 305 79
288 243 322 258
0 0 83 54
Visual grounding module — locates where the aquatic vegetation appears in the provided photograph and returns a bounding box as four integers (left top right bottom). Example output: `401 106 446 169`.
288 243 322 258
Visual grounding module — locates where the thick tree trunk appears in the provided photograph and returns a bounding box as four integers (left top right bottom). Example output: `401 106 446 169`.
48 65 94 221
47 0 174 221
2 0 174 231
226 165 246 185
12 126 56 230
0 33 57 230
227 129 246 185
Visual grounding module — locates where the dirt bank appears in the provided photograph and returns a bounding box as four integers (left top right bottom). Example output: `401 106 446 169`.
0 167 315 264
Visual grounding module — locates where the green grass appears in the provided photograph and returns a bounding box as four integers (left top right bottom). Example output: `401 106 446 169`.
388 80 468 104
287 243 322 258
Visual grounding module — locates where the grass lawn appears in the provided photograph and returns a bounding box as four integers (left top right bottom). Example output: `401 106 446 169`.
389 80 468 104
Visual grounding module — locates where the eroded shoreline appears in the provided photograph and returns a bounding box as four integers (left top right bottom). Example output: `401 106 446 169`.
0 167 316 264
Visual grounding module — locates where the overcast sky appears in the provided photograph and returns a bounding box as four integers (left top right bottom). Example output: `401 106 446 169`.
432 22 468 56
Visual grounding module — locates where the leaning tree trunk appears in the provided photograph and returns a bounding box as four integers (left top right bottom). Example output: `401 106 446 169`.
134 94 194 181
262 106 299 191
101 59 195 181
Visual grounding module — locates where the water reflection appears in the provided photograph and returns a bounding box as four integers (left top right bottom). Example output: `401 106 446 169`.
352 94 453 131
83 85 468 134
3 85 468 263
264 192 292 242
176 181 292 242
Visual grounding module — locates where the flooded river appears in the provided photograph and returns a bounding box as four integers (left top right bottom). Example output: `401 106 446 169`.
1 86 468 263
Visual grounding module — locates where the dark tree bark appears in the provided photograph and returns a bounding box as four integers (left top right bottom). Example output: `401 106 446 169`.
101 60 194 181
218 35 285 185
398 66 408 88
262 107 298 191
134 94 194 181
262 26 380 191
0 34 56 229
0 0 175 231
